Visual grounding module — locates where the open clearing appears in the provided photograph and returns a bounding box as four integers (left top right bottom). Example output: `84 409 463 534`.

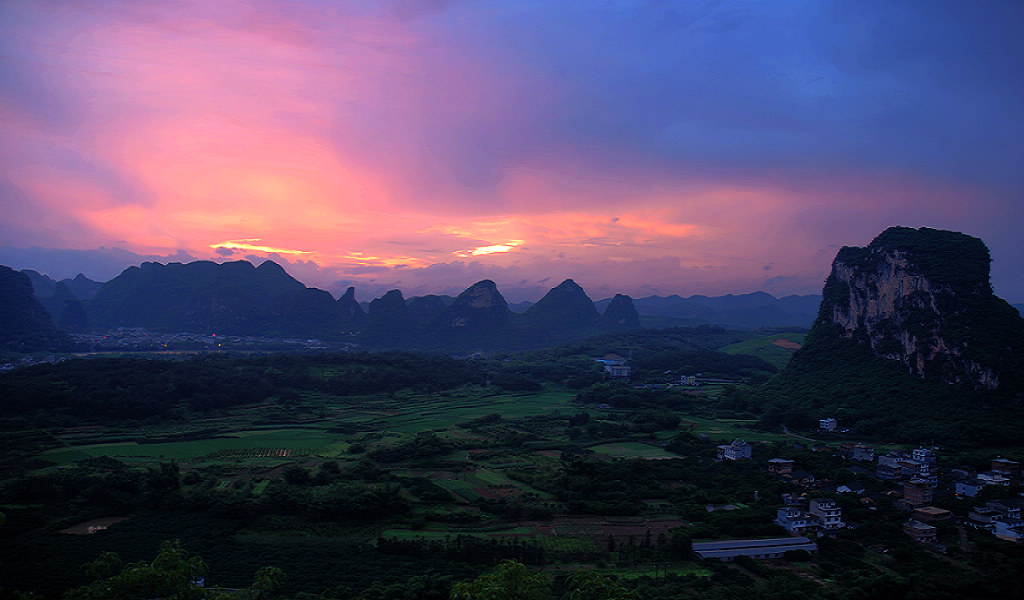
588 442 677 459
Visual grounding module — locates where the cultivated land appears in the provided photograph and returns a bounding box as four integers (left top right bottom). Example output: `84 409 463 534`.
2 381 807 596
721 332 806 370
3 343 1024 599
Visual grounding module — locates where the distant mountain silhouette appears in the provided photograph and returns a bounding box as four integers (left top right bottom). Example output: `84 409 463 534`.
522 279 600 331
406 295 451 325
365 289 413 343
8 257 823 352
336 287 367 329
86 259 358 338
595 292 820 329
22 268 102 301
21 270 90 331
601 294 641 330
439 281 511 328
64 273 105 300
0 265 73 351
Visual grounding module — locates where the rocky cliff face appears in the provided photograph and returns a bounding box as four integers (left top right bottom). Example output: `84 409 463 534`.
817 227 1023 390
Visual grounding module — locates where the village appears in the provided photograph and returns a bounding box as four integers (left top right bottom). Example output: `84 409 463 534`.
692 417 1024 563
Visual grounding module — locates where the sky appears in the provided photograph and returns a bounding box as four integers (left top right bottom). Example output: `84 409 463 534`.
2 0 1022 303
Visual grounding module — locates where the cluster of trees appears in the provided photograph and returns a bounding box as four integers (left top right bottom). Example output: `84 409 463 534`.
450 560 638 600
0 459 183 534
0 352 488 427
0 327 779 431
64 540 284 600
377 536 547 566
516 325 778 383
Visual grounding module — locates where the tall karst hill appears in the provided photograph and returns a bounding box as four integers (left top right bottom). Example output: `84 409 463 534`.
752 227 1024 445
522 279 601 331
79 259 642 350
87 259 363 337
817 226 1024 390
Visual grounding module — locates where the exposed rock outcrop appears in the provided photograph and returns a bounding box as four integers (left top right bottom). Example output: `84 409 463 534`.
816 226 1024 390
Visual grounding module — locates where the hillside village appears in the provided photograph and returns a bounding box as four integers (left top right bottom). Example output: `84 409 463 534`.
705 430 1024 561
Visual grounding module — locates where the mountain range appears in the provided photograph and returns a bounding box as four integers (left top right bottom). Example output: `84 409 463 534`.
6 260 822 352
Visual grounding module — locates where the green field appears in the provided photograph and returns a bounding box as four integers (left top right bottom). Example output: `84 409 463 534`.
36 391 584 466
722 332 806 370
335 391 580 433
588 442 677 459
40 428 344 464
36 390 799 467
681 416 787 442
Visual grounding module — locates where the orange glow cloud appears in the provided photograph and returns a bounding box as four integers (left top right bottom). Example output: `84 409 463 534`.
211 240 310 255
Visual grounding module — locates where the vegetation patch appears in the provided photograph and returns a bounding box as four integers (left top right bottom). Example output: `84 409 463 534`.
588 442 678 459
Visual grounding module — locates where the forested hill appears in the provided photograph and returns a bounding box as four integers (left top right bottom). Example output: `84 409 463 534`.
746 227 1024 447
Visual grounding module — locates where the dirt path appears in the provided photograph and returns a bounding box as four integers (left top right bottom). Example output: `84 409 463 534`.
59 516 129 535
781 424 817 442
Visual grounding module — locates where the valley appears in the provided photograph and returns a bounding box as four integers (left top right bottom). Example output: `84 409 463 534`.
2 345 1023 600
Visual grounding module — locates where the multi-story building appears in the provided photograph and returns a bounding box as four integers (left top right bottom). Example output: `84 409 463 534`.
967 499 1023 531
904 519 937 543
877 450 933 482
809 498 845 530
775 507 816 534
911 447 938 485
903 479 934 508
717 439 752 461
912 447 937 466
877 452 904 480
956 479 985 498
767 458 794 475
991 458 1020 480
851 444 875 462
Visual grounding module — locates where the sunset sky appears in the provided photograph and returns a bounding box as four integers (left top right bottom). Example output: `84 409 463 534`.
2 0 1022 303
